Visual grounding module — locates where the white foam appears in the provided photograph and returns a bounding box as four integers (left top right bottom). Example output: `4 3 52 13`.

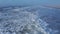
0 6 58 34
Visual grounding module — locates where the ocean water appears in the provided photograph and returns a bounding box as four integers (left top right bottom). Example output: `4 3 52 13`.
0 5 60 34
0 0 60 7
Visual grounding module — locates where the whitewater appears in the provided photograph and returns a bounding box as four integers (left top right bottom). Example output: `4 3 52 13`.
0 5 59 34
